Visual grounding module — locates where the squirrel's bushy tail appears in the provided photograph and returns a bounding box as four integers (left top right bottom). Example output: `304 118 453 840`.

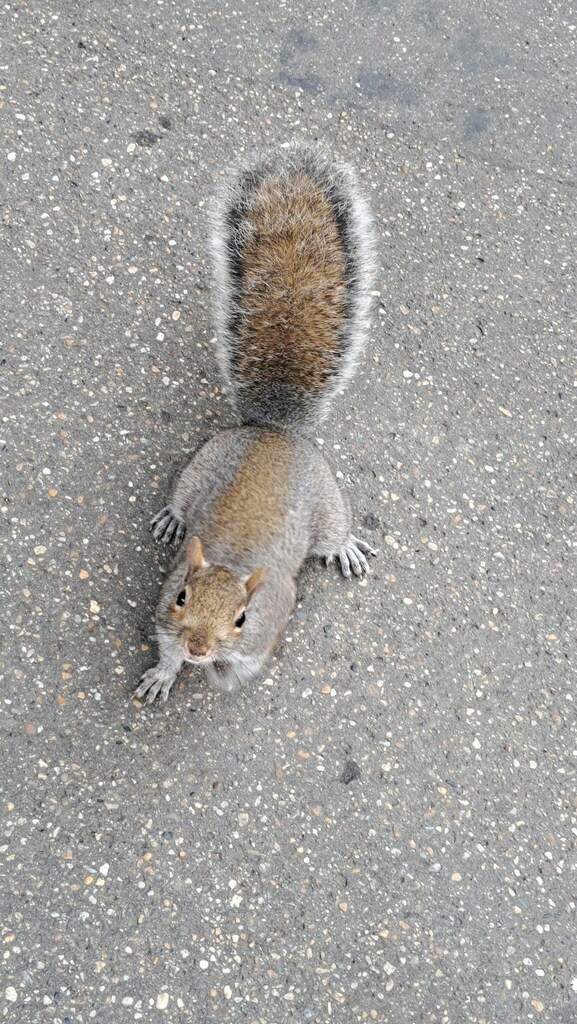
211 144 376 432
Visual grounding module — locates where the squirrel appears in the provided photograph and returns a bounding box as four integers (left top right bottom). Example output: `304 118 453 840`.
135 143 377 705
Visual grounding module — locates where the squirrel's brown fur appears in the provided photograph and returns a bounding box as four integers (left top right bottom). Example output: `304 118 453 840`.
236 171 346 392
208 430 291 554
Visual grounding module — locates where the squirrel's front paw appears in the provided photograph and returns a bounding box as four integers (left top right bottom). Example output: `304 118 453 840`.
134 666 176 705
336 536 377 578
151 505 185 546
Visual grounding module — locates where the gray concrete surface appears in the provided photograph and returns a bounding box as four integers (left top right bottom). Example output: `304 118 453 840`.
1 1 575 1021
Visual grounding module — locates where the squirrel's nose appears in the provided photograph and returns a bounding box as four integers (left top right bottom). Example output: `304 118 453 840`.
186 638 210 659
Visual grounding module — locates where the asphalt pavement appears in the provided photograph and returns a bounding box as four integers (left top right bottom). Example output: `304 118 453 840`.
1 1 576 1021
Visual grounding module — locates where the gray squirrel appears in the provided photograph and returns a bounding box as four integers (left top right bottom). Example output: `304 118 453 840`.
135 144 377 704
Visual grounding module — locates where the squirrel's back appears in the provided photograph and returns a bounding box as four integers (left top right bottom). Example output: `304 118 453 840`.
211 144 376 432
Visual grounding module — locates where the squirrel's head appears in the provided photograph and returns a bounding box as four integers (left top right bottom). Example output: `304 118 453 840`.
166 537 267 664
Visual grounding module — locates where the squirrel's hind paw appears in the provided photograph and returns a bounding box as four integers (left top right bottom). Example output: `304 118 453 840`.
151 506 185 546
338 537 377 578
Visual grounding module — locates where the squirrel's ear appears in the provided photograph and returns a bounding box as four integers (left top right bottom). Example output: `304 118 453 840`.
185 536 208 577
244 566 268 603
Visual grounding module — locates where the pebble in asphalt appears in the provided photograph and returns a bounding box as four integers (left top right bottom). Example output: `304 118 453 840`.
1 1 575 1022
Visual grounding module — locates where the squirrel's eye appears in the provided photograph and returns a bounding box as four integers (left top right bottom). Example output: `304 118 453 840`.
235 611 246 628
176 590 186 608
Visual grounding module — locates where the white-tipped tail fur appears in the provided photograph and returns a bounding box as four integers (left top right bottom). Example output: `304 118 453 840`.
210 143 377 432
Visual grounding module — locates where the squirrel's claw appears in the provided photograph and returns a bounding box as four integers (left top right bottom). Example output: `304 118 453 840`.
338 549 352 578
351 535 378 557
337 537 377 579
151 506 185 546
135 666 176 705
